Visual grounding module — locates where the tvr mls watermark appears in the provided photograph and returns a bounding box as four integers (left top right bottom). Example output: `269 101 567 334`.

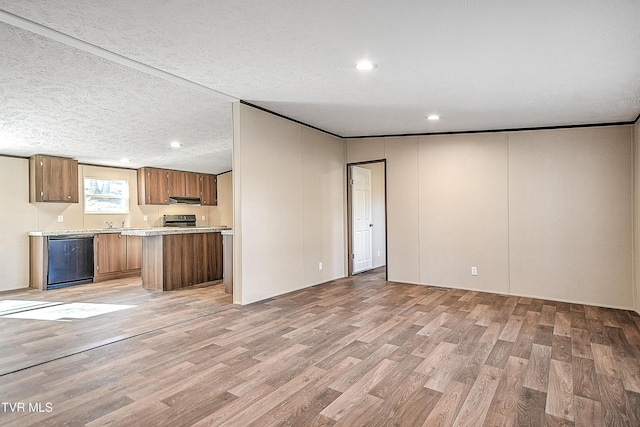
1 402 53 413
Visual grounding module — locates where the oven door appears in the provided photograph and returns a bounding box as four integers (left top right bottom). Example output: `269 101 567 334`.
165 222 196 228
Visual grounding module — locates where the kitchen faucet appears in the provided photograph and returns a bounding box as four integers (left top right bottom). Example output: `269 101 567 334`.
105 221 113 229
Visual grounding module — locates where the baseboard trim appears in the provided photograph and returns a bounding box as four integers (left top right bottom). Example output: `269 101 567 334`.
389 279 634 311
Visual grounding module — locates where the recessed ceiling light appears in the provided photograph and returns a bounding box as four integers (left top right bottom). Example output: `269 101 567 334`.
120 158 130 163
426 115 440 121
170 141 182 148
355 60 377 71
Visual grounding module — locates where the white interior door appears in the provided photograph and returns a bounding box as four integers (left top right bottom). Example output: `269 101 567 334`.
351 166 373 274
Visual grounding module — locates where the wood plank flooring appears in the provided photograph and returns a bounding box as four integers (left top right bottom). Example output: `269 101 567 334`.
1 268 639 426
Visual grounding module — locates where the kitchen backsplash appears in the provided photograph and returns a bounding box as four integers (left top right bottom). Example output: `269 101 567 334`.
32 165 232 231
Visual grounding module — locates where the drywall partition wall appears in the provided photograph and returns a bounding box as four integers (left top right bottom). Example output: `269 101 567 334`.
358 162 386 269
345 124 634 308
232 102 243 304
233 103 346 305
418 133 510 293
508 127 632 308
385 137 420 284
0 156 37 290
302 126 347 285
235 104 304 305
634 120 640 314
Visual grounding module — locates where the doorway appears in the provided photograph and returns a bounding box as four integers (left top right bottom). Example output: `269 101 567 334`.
347 160 387 278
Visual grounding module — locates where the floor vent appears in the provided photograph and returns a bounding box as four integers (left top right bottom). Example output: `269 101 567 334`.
429 287 450 292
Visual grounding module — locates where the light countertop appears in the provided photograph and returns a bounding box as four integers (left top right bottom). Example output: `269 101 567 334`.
29 226 231 237
121 226 230 236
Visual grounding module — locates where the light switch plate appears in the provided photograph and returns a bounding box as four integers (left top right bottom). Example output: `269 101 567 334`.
57 215 63 223
319 262 323 270
143 215 148 221
471 266 478 276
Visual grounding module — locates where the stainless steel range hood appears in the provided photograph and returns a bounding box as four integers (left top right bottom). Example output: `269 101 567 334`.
169 197 201 205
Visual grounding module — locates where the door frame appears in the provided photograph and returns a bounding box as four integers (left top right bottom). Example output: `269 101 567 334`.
346 159 388 279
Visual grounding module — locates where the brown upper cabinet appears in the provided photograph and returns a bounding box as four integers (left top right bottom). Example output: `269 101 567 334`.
29 155 78 203
200 174 217 206
168 170 201 198
185 172 200 198
138 167 216 205
168 170 186 198
138 167 169 205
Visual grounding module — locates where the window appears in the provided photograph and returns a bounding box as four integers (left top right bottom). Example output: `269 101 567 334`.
84 178 129 214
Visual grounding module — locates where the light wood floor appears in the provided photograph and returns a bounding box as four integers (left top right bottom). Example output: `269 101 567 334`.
1 269 639 426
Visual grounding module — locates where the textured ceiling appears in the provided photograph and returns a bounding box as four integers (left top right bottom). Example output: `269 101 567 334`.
0 1 639 172
0 23 232 174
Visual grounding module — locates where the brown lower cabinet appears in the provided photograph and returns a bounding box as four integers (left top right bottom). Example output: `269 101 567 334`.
126 236 142 270
142 232 222 291
94 233 142 282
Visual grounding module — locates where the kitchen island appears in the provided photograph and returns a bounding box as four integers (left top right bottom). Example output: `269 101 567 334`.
121 227 230 291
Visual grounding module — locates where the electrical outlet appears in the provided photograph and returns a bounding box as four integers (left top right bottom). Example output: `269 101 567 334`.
319 262 323 270
57 215 63 223
471 266 478 276
377 250 381 257
202 215 206 221
143 215 148 221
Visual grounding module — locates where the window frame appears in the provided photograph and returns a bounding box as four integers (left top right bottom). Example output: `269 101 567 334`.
83 177 130 214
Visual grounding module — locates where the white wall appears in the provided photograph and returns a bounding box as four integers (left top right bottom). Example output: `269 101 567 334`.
419 133 510 293
347 125 634 309
385 137 421 284
233 103 346 305
215 172 233 228
508 127 632 307
0 157 37 291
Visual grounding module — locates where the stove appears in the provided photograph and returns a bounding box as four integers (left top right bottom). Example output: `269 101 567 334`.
163 214 197 227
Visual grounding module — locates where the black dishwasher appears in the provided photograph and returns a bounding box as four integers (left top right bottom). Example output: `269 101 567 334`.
47 235 94 289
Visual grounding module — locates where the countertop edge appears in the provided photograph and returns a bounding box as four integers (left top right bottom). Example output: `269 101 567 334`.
29 227 232 237
121 227 231 236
